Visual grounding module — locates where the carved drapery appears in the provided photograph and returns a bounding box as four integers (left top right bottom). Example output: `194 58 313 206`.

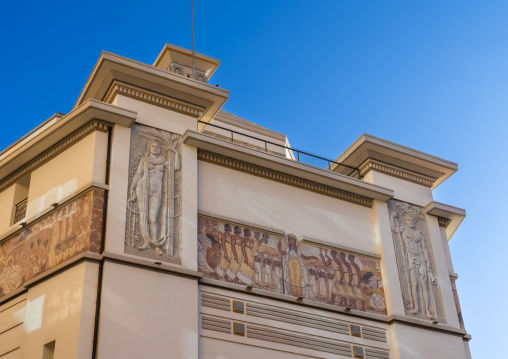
125 124 182 264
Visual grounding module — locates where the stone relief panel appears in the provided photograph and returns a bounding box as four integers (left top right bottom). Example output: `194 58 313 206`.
198 215 387 315
0 189 104 298
387 199 445 321
125 124 182 264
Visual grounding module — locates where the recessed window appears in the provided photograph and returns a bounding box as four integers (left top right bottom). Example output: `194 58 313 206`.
12 174 31 224
42 340 55 359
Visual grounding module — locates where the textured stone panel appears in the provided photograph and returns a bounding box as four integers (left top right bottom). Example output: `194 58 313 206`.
125 124 182 264
387 199 445 321
0 189 104 298
198 214 387 315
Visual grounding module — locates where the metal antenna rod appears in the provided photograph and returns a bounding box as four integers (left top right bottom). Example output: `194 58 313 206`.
192 0 195 79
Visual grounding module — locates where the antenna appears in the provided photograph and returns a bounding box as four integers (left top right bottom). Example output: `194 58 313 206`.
192 0 195 79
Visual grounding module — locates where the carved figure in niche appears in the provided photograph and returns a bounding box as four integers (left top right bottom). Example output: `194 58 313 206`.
279 234 316 299
390 202 437 318
128 138 180 255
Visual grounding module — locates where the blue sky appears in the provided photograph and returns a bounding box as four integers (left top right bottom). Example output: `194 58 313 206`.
1 1 506 356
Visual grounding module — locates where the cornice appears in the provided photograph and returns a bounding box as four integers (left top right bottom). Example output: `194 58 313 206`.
74 51 229 123
0 121 110 193
104 81 204 118
198 150 373 208
184 130 393 202
359 158 435 187
424 201 466 241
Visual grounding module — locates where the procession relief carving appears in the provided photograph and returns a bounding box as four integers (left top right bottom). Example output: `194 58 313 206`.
125 124 182 264
0 189 104 298
388 199 445 320
198 215 387 315
450 279 465 329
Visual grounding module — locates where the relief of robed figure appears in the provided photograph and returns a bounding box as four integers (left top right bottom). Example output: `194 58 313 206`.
388 200 442 320
126 125 181 260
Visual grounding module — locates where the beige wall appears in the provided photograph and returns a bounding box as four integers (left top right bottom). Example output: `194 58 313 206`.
2 262 99 359
26 131 108 220
0 294 26 358
426 215 460 328
364 171 433 207
98 262 199 359
392 323 467 359
198 161 378 254
200 338 321 359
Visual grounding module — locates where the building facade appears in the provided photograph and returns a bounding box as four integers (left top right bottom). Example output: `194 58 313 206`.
0 43 471 359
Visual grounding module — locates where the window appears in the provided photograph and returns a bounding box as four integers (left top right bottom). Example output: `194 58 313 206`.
11 174 30 224
42 340 55 359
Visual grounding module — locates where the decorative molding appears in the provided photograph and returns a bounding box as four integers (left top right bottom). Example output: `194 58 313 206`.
198 150 373 208
359 158 435 188
103 81 204 118
0 121 111 193
438 217 451 228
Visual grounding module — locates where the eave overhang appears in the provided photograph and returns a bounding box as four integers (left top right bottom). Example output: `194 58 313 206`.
183 130 394 203
0 99 137 181
74 51 229 123
424 201 466 240
333 134 458 189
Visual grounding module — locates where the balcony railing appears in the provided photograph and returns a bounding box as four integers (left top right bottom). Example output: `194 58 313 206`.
14 197 28 223
197 120 362 179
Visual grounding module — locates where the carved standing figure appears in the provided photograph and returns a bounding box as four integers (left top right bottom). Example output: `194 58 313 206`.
128 139 180 255
390 204 437 318
279 234 316 299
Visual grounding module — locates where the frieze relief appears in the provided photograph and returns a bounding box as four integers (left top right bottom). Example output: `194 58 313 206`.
125 124 182 264
0 189 104 298
387 199 445 321
198 215 387 315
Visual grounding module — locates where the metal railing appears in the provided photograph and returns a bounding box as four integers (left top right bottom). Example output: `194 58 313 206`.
197 120 362 179
14 197 28 223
